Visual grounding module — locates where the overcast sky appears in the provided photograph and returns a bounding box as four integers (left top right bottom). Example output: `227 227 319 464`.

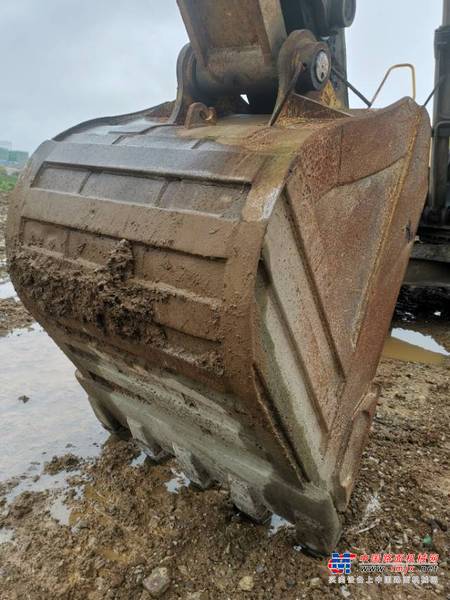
0 1 443 152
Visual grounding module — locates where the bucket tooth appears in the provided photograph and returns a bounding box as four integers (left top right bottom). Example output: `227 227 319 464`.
228 476 270 523
294 499 342 555
172 444 213 489
127 418 170 463
87 395 130 440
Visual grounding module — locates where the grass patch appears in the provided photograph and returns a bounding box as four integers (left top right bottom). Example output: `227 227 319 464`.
0 167 18 192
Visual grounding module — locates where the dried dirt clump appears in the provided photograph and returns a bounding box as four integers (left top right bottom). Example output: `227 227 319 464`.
44 454 82 476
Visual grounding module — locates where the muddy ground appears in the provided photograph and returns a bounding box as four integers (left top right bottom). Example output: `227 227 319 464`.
0 190 449 599
0 192 33 334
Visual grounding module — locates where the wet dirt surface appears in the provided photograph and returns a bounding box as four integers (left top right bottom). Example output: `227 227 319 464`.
0 192 449 599
0 192 8 282
0 192 33 335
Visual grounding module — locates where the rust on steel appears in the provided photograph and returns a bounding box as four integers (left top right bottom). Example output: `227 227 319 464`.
7 95 430 552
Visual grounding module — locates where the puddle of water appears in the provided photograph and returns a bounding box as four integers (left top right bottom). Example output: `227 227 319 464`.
5 467 87 527
48 489 85 527
392 328 449 355
383 328 449 365
6 471 72 504
165 469 190 494
0 527 15 544
0 280 17 300
130 453 147 468
3 459 88 529
268 514 293 537
49 495 73 526
0 325 108 481
5 322 40 337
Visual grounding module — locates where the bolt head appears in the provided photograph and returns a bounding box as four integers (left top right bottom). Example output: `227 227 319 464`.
315 50 330 84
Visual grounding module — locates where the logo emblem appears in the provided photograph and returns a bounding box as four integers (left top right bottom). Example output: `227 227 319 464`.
328 552 357 575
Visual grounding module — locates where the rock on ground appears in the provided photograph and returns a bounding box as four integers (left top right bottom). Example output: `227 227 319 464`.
143 567 171 598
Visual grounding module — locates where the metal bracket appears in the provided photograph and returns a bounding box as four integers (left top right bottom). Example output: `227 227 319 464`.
270 30 332 125
369 63 417 107
169 44 248 125
185 103 217 129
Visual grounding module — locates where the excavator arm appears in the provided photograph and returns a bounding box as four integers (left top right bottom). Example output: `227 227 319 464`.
403 0 450 295
174 0 353 114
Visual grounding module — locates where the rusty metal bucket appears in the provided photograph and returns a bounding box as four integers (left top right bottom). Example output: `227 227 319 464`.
6 96 430 553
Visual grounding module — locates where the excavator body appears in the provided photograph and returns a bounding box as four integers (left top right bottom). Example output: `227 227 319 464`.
6 0 432 553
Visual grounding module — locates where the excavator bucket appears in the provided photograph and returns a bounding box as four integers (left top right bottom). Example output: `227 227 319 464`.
6 1 431 553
